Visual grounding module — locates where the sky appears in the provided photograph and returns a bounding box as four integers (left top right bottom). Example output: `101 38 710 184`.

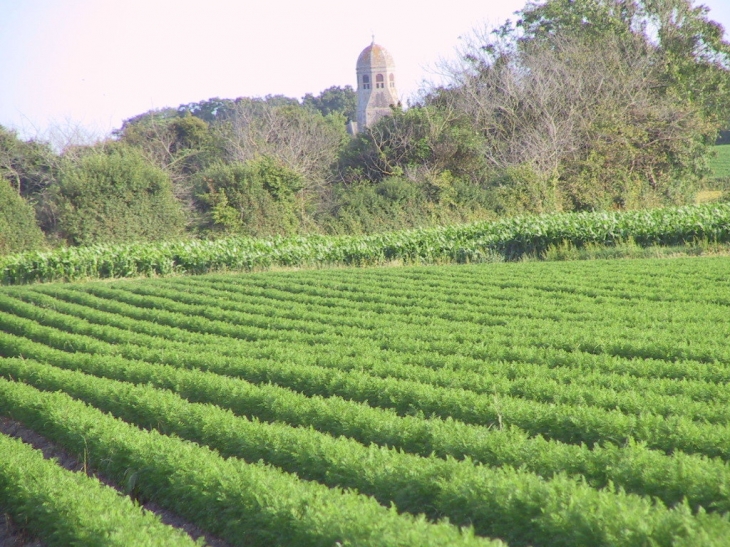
2 0 730 143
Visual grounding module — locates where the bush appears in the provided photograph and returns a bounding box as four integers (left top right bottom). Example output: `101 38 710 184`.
322 174 493 235
195 156 303 237
54 146 185 245
0 177 46 255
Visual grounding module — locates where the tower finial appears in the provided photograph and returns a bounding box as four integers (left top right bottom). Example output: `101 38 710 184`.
371 33 375 45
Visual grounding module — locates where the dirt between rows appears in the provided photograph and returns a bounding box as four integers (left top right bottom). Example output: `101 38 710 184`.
0 416 230 547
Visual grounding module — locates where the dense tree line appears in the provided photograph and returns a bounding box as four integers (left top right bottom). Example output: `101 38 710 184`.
1 0 729 254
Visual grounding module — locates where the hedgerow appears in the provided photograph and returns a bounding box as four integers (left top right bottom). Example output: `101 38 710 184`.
2 202 730 285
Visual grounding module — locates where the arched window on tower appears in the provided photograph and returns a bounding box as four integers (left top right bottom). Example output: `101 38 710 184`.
376 74 384 89
389 74 395 88
362 75 370 89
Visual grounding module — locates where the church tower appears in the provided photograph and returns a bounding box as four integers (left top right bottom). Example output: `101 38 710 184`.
352 40 399 133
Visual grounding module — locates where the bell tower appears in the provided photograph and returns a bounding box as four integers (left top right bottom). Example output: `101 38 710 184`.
352 40 399 133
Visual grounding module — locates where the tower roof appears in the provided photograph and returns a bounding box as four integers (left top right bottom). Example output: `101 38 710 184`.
356 42 395 71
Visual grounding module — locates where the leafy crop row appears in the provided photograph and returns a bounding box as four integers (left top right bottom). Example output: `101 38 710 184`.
2 202 730 284
0 430 196 546
9 291 727 431
3 257 730 545
2 329 730 516
31 281 729 423
34 270 730 385
5 356 726 547
0 377 501 547
17 282 730 408
1 292 728 461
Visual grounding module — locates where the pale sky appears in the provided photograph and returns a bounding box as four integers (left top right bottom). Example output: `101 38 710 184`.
2 0 730 142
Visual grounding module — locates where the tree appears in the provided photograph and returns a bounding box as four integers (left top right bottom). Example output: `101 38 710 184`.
517 0 730 126
432 0 730 211
177 97 237 123
302 86 357 121
113 110 214 229
0 125 58 198
54 145 185 245
117 112 210 172
340 104 487 185
214 98 348 226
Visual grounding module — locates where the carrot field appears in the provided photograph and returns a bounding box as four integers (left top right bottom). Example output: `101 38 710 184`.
2 257 730 546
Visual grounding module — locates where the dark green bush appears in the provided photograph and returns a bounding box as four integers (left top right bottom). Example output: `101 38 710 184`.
322 175 493 235
54 146 185 245
0 177 46 255
195 156 303 237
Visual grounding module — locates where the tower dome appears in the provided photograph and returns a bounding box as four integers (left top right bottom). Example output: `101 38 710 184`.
353 41 399 133
356 43 396 72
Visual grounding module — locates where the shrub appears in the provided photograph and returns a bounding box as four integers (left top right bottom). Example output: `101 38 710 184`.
195 156 303 237
0 177 45 255
54 145 185 245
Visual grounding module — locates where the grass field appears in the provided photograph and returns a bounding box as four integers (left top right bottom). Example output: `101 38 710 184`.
710 144 730 179
2 257 730 545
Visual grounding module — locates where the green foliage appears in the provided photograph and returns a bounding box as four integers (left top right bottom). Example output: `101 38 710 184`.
3 202 730 284
567 100 711 210
517 0 730 124
0 125 58 198
427 0 730 214
53 145 185 246
0 126 59 234
177 97 237 122
196 156 303 236
331 105 495 232
709 144 730 179
0 378 500 547
341 105 487 184
118 113 210 155
114 111 213 185
0 431 197 546
323 173 493 234
0 353 726 546
489 165 565 214
302 85 357 121
4 258 730 544
0 177 45 255
324 177 426 234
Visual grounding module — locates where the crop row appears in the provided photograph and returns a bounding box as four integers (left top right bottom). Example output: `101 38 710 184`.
125 274 722 341
0 376 503 547
3 331 730 516
9 355 730 546
3 202 730 284
38 273 730 385
0 428 196 546
6 287 730 428
12 276 730 386
137 273 727 366
16 254 728 339
0 296 730 458
4 303 730 461
64 273 730 366
7 286 727 394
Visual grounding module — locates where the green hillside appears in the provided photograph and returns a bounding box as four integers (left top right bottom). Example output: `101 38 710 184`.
1 257 730 545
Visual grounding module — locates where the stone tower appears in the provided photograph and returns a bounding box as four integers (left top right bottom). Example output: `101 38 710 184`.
352 40 399 133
